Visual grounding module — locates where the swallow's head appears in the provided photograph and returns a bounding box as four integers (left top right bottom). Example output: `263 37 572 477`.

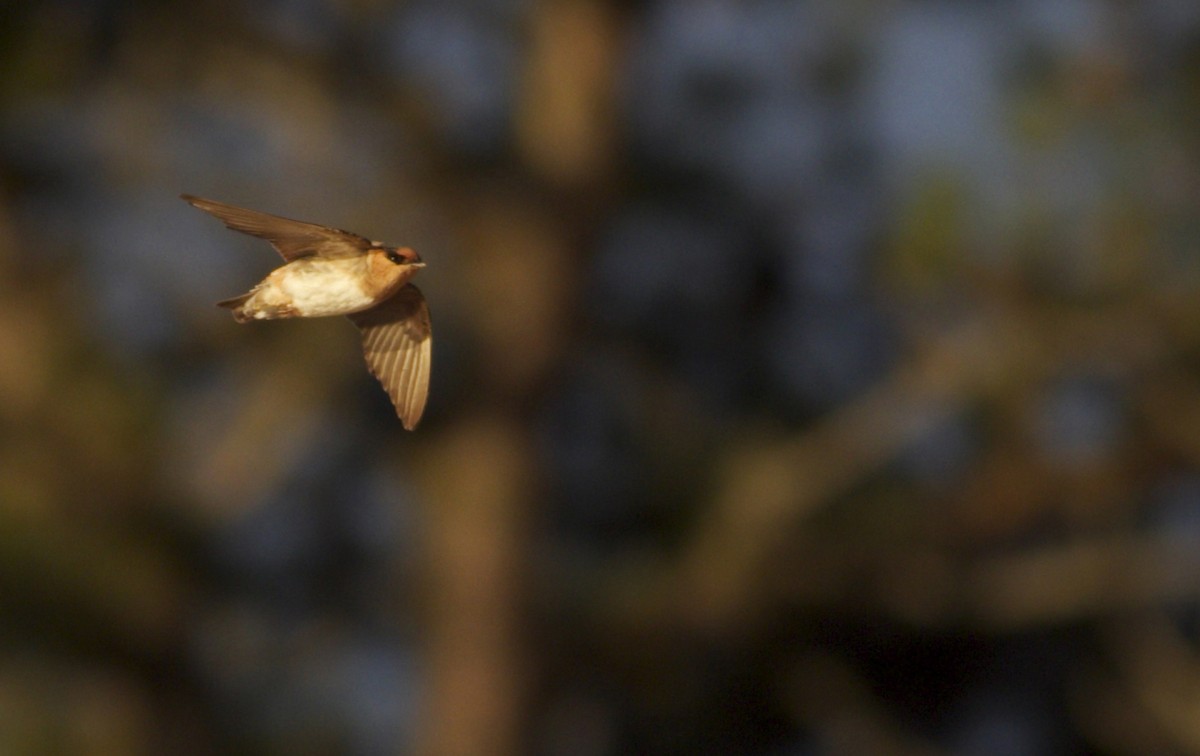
366 245 425 295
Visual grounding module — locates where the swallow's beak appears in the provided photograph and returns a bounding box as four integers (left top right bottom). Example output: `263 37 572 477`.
411 261 426 268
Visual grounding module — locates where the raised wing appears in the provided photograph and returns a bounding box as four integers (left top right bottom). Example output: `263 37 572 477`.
349 284 431 430
182 194 371 261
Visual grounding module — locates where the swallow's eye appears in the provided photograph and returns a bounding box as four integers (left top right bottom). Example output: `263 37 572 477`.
386 250 405 265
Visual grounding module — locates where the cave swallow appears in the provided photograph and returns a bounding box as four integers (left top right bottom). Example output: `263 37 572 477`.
183 194 431 430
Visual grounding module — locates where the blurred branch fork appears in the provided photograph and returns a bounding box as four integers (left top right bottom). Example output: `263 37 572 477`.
399 281 1200 754
610 288 1198 637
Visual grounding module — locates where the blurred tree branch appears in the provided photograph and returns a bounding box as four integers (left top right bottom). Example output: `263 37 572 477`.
595 289 1198 637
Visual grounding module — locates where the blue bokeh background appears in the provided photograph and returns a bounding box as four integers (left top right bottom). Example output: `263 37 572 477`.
2 1 1200 753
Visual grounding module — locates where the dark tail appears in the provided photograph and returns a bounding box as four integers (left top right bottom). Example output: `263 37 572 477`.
216 294 252 323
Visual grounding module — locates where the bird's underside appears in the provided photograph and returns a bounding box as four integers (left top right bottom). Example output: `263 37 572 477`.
183 194 432 429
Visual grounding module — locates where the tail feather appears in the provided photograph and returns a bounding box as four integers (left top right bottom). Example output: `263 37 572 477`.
216 294 250 309
216 293 252 323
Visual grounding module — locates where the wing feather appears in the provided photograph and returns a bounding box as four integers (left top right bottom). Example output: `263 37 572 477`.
348 285 431 430
182 194 371 261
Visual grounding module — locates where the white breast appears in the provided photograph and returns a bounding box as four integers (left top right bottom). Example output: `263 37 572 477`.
278 259 376 317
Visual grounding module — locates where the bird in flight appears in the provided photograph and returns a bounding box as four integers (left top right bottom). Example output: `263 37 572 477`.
183 195 431 430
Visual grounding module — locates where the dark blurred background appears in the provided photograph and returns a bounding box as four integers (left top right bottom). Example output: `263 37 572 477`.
3 0 1200 754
